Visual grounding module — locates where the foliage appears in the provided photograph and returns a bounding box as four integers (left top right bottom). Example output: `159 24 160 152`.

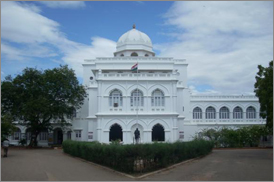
199 125 271 148
62 140 214 174
198 127 222 147
254 60 273 130
1 113 17 142
19 139 27 146
1 65 87 146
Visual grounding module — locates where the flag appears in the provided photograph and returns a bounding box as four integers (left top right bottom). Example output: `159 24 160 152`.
131 63 138 71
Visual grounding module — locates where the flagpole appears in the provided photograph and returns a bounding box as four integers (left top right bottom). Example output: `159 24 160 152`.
136 61 139 134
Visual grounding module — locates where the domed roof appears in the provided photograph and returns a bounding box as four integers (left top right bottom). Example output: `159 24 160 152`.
115 25 154 53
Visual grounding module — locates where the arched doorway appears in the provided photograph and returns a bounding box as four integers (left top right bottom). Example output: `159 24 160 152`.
53 128 63 145
109 124 123 142
152 124 165 141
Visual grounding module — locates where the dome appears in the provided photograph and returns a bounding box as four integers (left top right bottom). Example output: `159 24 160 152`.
117 29 152 47
115 25 154 54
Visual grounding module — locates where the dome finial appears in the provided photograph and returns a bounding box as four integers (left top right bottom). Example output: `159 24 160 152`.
133 24 136 29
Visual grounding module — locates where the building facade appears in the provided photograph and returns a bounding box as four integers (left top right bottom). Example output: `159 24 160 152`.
8 26 266 146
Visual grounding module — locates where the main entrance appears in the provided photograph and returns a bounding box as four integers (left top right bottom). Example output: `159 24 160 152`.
109 123 123 142
152 124 165 141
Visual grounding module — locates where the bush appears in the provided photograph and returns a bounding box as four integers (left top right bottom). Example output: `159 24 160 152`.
199 125 271 148
19 139 27 146
62 139 214 174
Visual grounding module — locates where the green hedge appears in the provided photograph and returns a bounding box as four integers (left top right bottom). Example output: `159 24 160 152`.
63 139 214 174
199 125 272 148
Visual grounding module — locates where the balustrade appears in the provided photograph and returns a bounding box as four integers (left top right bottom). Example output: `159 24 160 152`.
97 72 172 80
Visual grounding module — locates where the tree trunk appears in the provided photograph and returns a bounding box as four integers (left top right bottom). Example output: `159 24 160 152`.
28 132 39 147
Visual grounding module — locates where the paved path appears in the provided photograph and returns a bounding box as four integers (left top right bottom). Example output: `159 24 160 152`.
142 149 273 181
1 148 131 181
1 148 273 181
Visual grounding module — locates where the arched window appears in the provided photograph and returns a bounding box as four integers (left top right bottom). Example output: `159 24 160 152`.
12 128 21 140
145 54 149 57
206 106 216 119
120 54 124 57
233 106 243 119
131 89 143 107
219 107 230 119
246 106 256 119
193 107 202 119
131 52 138 57
109 89 123 107
151 89 164 107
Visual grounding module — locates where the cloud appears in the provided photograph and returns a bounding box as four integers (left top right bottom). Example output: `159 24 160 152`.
189 85 222 95
1 1 115 77
61 37 116 76
38 1 86 9
1 42 58 61
157 1 273 94
1 1 62 44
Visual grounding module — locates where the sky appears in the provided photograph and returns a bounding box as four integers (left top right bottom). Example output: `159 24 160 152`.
1 1 273 95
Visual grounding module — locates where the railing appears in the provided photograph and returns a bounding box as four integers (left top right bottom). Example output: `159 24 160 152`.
191 95 257 99
151 107 165 112
84 57 186 62
98 72 173 79
192 118 266 124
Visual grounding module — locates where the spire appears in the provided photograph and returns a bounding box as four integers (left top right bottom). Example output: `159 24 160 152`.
133 24 136 29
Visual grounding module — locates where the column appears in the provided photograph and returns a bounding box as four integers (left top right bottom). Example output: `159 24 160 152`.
143 130 152 143
97 118 102 142
230 112 233 123
123 130 131 144
172 118 178 142
63 130 67 142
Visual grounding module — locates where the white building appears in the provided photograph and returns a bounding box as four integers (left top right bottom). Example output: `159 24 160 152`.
9 26 266 146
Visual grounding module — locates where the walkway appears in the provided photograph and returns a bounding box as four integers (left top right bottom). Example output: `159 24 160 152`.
1 148 273 181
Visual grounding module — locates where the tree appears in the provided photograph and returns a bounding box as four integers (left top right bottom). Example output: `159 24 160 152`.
1 113 17 142
254 60 273 130
1 65 86 146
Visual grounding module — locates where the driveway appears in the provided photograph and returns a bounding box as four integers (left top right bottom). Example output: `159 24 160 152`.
1 148 131 181
143 149 273 181
1 148 273 181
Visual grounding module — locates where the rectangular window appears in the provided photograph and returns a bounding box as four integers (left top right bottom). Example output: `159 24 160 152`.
179 131 184 139
13 132 21 140
26 132 31 140
39 132 48 141
75 130 82 140
88 132 93 139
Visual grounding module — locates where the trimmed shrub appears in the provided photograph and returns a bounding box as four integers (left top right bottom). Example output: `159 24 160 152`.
199 125 272 148
62 139 214 174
